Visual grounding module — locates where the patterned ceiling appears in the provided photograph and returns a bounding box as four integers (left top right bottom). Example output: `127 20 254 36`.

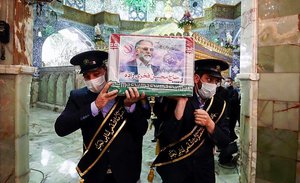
65 0 241 21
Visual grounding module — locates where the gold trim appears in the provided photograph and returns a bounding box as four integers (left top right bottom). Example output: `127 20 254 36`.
192 33 233 58
214 100 226 124
160 125 199 150
77 100 128 177
158 96 215 151
159 93 214 149
153 129 205 167
86 100 119 150
195 51 221 61
206 96 215 112
77 119 127 176
152 97 216 167
83 143 87 151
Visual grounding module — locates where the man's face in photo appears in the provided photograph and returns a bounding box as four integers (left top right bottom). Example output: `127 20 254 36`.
136 41 154 63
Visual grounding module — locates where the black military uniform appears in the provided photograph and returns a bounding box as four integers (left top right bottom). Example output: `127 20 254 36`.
225 78 240 142
55 50 151 183
218 77 240 167
154 59 231 183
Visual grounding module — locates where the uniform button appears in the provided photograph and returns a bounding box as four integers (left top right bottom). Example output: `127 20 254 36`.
106 168 112 174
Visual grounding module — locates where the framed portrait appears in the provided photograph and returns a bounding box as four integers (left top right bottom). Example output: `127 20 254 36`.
108 34 195 96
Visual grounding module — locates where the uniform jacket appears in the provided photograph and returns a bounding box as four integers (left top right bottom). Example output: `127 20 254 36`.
224 85 240 141
154 93 230 183
226 85 240 121
55 87 150 183
121 60 160 75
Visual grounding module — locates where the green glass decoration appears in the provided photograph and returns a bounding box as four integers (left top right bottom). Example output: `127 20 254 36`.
124 0 155 12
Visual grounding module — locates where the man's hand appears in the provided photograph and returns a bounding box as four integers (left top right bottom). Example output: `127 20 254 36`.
123 87 145 107
167 96 188 102
194 109 215 134
95 82 118 110
174 97 188 120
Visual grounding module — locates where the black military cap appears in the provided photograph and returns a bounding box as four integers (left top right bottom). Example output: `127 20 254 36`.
195 59 229 79
70 50 108 74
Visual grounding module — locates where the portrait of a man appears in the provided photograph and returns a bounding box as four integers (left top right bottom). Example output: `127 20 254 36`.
119 39 159 83
108 34 195 96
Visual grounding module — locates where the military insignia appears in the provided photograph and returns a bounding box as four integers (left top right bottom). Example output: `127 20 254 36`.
102 59 108 66
83 59 90 65
83 59 96 65
210 113 218 120
216 65 221 72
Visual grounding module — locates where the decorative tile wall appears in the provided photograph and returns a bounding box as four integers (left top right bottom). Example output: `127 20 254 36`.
255 0 300 182
33 17 94 71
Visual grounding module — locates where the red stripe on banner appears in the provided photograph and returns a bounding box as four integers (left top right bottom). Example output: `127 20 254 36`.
298 14 300 31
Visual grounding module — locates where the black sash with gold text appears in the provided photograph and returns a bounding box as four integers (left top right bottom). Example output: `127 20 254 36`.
151 96 226 168
76 99 127 178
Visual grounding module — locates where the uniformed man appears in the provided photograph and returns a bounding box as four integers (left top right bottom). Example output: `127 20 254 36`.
55 50 151 183
151 59 231 183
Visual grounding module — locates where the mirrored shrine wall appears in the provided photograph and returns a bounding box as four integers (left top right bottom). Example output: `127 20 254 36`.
32 1 242 110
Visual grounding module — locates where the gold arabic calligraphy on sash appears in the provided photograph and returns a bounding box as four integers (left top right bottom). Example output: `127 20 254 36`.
167 127 205 160
76 100 127 177
151 96 226 167
94 108 125 151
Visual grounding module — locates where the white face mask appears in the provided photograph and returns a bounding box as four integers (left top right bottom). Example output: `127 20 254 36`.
198 82 217 99
84 75 106 93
